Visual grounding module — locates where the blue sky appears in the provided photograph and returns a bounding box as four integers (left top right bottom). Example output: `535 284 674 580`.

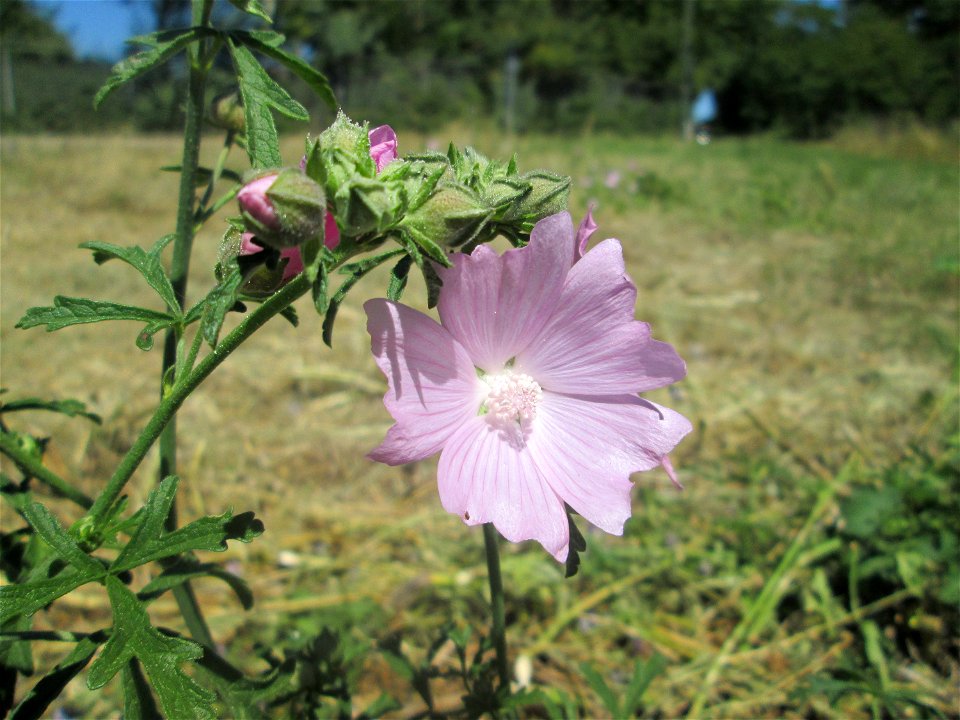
31 0 145 61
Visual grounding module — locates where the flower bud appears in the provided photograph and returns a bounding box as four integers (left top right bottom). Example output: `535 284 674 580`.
238 169 326 250
334 176 405 237
209 91 245 133
400 182 491 248
508 171 571 222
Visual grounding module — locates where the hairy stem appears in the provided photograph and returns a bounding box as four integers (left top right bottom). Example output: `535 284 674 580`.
483 523 511 692
0 433 93 509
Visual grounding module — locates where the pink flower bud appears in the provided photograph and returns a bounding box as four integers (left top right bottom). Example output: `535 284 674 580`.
237 174 281 233
368 125 398 172
239 232 303 284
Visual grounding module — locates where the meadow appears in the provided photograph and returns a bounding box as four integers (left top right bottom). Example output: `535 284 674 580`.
1 125 957 718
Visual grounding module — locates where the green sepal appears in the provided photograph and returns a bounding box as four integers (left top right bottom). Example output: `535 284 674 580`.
16 297 175 334
387 254 413 302
95 27 216 108
138 557 254 610
228 38 307 168
87 576 215 720
111 476 264 574
231 30 336 110
333 176 406 237
227 0 272 23
0 396 101 424
509 170 571 222
399 181 491 252
9 637 100 720
564 507 587 579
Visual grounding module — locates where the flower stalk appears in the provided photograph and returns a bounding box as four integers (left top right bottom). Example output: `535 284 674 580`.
483 522 511 691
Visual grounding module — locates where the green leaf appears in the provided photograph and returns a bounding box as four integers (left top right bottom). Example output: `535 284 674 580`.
9 637 100 720
232 31 336 110
623 654 666 715
0 568 104 624
139 558 253 610
580 663 620 718
79 240 180 315
95 27 215 108
15 297 174 333
22 502 102 576
195 646 296 720
121 659 162 720
0 396 101 424
228 38 307 168
200 266 244 348
111 476 261 573
227 0 272 23
88 577 214 720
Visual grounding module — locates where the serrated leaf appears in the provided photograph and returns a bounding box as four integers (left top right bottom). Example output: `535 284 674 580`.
9 637 99 720
112 476 178 573
79 240 180 315
139 558 253 610
227 0 272 23
15 297 174 333
122 658 162 720
228 39 307 168
88 577 214 720
95 27 214 108
0 396 101 424
233 31 336 110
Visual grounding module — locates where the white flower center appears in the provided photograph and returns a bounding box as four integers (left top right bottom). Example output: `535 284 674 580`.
482 370 542 426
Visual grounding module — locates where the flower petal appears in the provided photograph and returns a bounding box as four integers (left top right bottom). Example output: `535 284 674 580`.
369 125 398 172
437 213 574 371
528 393 692 534
574 205 598 261
438 415 570 561
519 238 687 394
365 299 482 465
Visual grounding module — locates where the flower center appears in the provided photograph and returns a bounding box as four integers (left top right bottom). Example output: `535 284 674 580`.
482 370 542 426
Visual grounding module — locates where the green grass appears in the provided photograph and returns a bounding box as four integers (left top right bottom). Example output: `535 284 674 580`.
1 127 957 718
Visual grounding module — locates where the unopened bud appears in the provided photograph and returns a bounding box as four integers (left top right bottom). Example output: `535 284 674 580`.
509 171 571 222
210 92 245 133
238 169 326 249
400 182 491 248
334 177 404 237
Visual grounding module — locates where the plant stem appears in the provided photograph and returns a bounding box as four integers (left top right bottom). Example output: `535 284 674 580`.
0 433 93 509
86 274 311 528
482 523 511 692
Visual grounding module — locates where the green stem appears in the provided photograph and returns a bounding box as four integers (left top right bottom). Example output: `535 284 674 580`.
0 433 93 509
156 0 214 646
482 523 511 692
86 274 311 527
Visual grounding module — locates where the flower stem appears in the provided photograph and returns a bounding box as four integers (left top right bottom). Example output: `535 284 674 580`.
482 522 511 692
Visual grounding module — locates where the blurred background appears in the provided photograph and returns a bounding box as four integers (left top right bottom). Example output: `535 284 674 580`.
1 1 958 717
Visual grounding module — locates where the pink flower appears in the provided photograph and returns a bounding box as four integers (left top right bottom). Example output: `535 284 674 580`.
368 125 398 172
237 174 281 232
364 211 691 561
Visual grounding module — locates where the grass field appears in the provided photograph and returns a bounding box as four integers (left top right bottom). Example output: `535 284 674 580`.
1 126 957 718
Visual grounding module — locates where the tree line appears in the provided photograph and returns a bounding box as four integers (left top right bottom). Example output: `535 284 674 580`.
2 0 957 137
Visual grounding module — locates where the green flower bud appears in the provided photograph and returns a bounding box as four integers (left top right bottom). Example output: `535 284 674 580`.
209 91 245 133
334 176 406 237
400 182 492 249
507 170 571 222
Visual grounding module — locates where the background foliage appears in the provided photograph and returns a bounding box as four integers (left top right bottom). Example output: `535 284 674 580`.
2 0 958 137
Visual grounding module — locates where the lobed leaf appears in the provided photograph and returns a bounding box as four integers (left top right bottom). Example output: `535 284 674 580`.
199 266 244 348
0 397 101 424
95 27 215 108
88 577 214 720
79 240 180 315
22 502 103 576
15 297 174 333
0 569 104 624
233 31 336 110
228 39 307 168
139 558 253 610
121 659 162 720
